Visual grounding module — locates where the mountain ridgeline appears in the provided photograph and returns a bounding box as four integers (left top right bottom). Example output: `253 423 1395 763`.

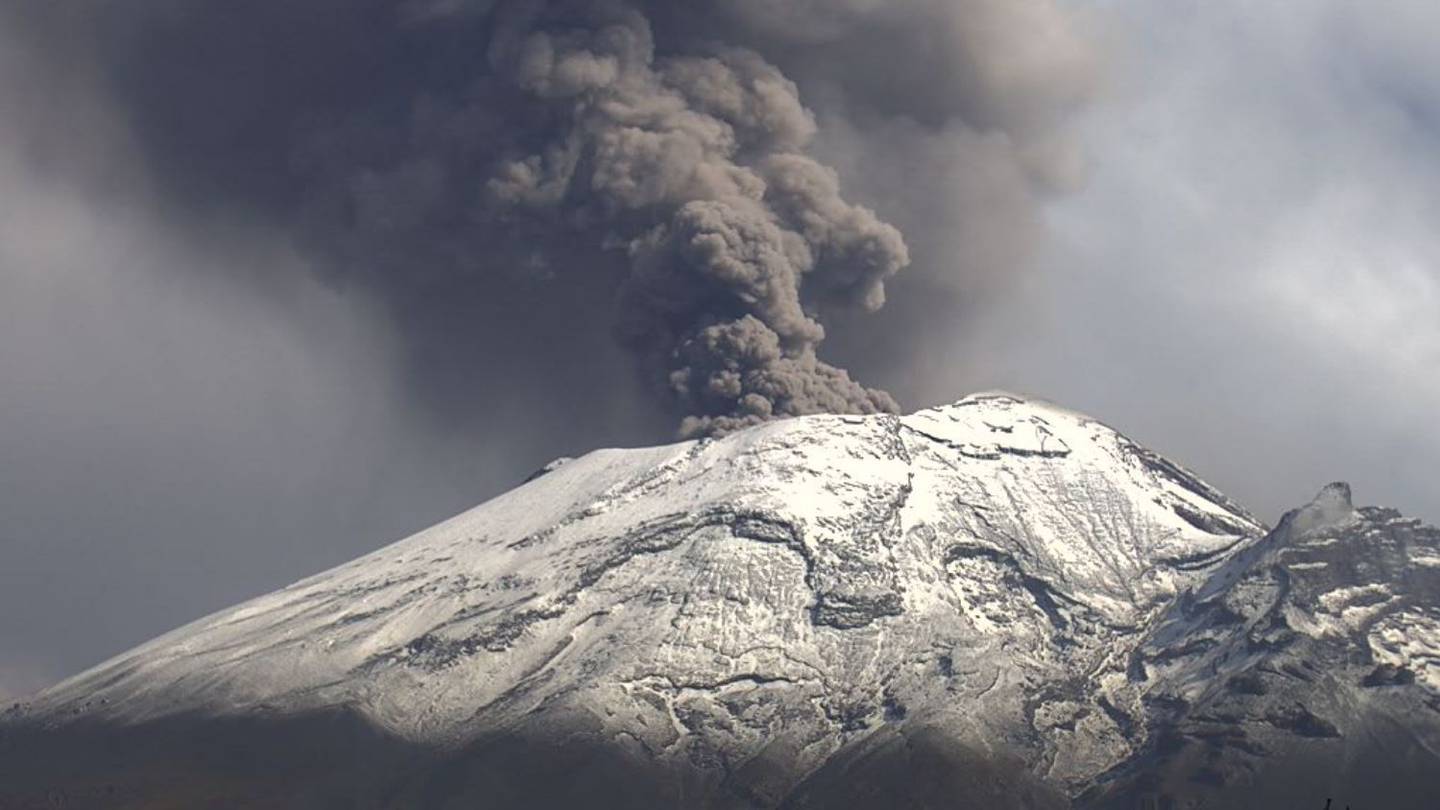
3 394 1438 808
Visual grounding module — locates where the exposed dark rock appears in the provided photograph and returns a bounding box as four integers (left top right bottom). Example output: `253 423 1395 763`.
1361 664 1416 687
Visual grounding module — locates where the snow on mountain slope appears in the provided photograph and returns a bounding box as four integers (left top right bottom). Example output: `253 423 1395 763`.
1085 483 1440 808
10 393 1267 802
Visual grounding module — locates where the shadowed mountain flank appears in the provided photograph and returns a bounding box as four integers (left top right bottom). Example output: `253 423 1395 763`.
0 711 1075 810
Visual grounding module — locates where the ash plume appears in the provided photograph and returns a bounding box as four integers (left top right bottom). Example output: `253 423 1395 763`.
300 0 909 436
24 0 1097 437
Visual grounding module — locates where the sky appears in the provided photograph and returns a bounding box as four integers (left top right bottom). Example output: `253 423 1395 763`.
2 1 1437 700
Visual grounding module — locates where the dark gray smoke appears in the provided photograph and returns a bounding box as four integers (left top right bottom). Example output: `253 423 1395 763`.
295 0 911 435
492 2 911 434
293 0 1099 435
19 0 1095 437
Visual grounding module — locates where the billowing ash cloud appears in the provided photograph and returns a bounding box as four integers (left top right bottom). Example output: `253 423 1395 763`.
42 0 1096 437
497 3 913 435
296 0 910 436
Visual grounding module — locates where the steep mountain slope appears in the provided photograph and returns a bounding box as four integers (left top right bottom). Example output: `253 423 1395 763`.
2 393 1435 808
1085 483 1440 808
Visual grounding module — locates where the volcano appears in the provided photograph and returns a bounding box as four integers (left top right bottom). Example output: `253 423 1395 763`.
4 393 1438 808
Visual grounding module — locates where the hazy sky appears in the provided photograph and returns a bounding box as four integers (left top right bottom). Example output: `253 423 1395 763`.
2 1 1437 699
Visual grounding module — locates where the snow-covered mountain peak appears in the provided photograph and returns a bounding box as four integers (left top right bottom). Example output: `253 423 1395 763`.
6 394 1440 808
9 392 1266 802
1282 481 1359 539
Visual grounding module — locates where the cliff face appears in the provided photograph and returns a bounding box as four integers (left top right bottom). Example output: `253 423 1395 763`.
3 393 1436 809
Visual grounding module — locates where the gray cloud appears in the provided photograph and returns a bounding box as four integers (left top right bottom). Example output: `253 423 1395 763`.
943 1 1440 524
